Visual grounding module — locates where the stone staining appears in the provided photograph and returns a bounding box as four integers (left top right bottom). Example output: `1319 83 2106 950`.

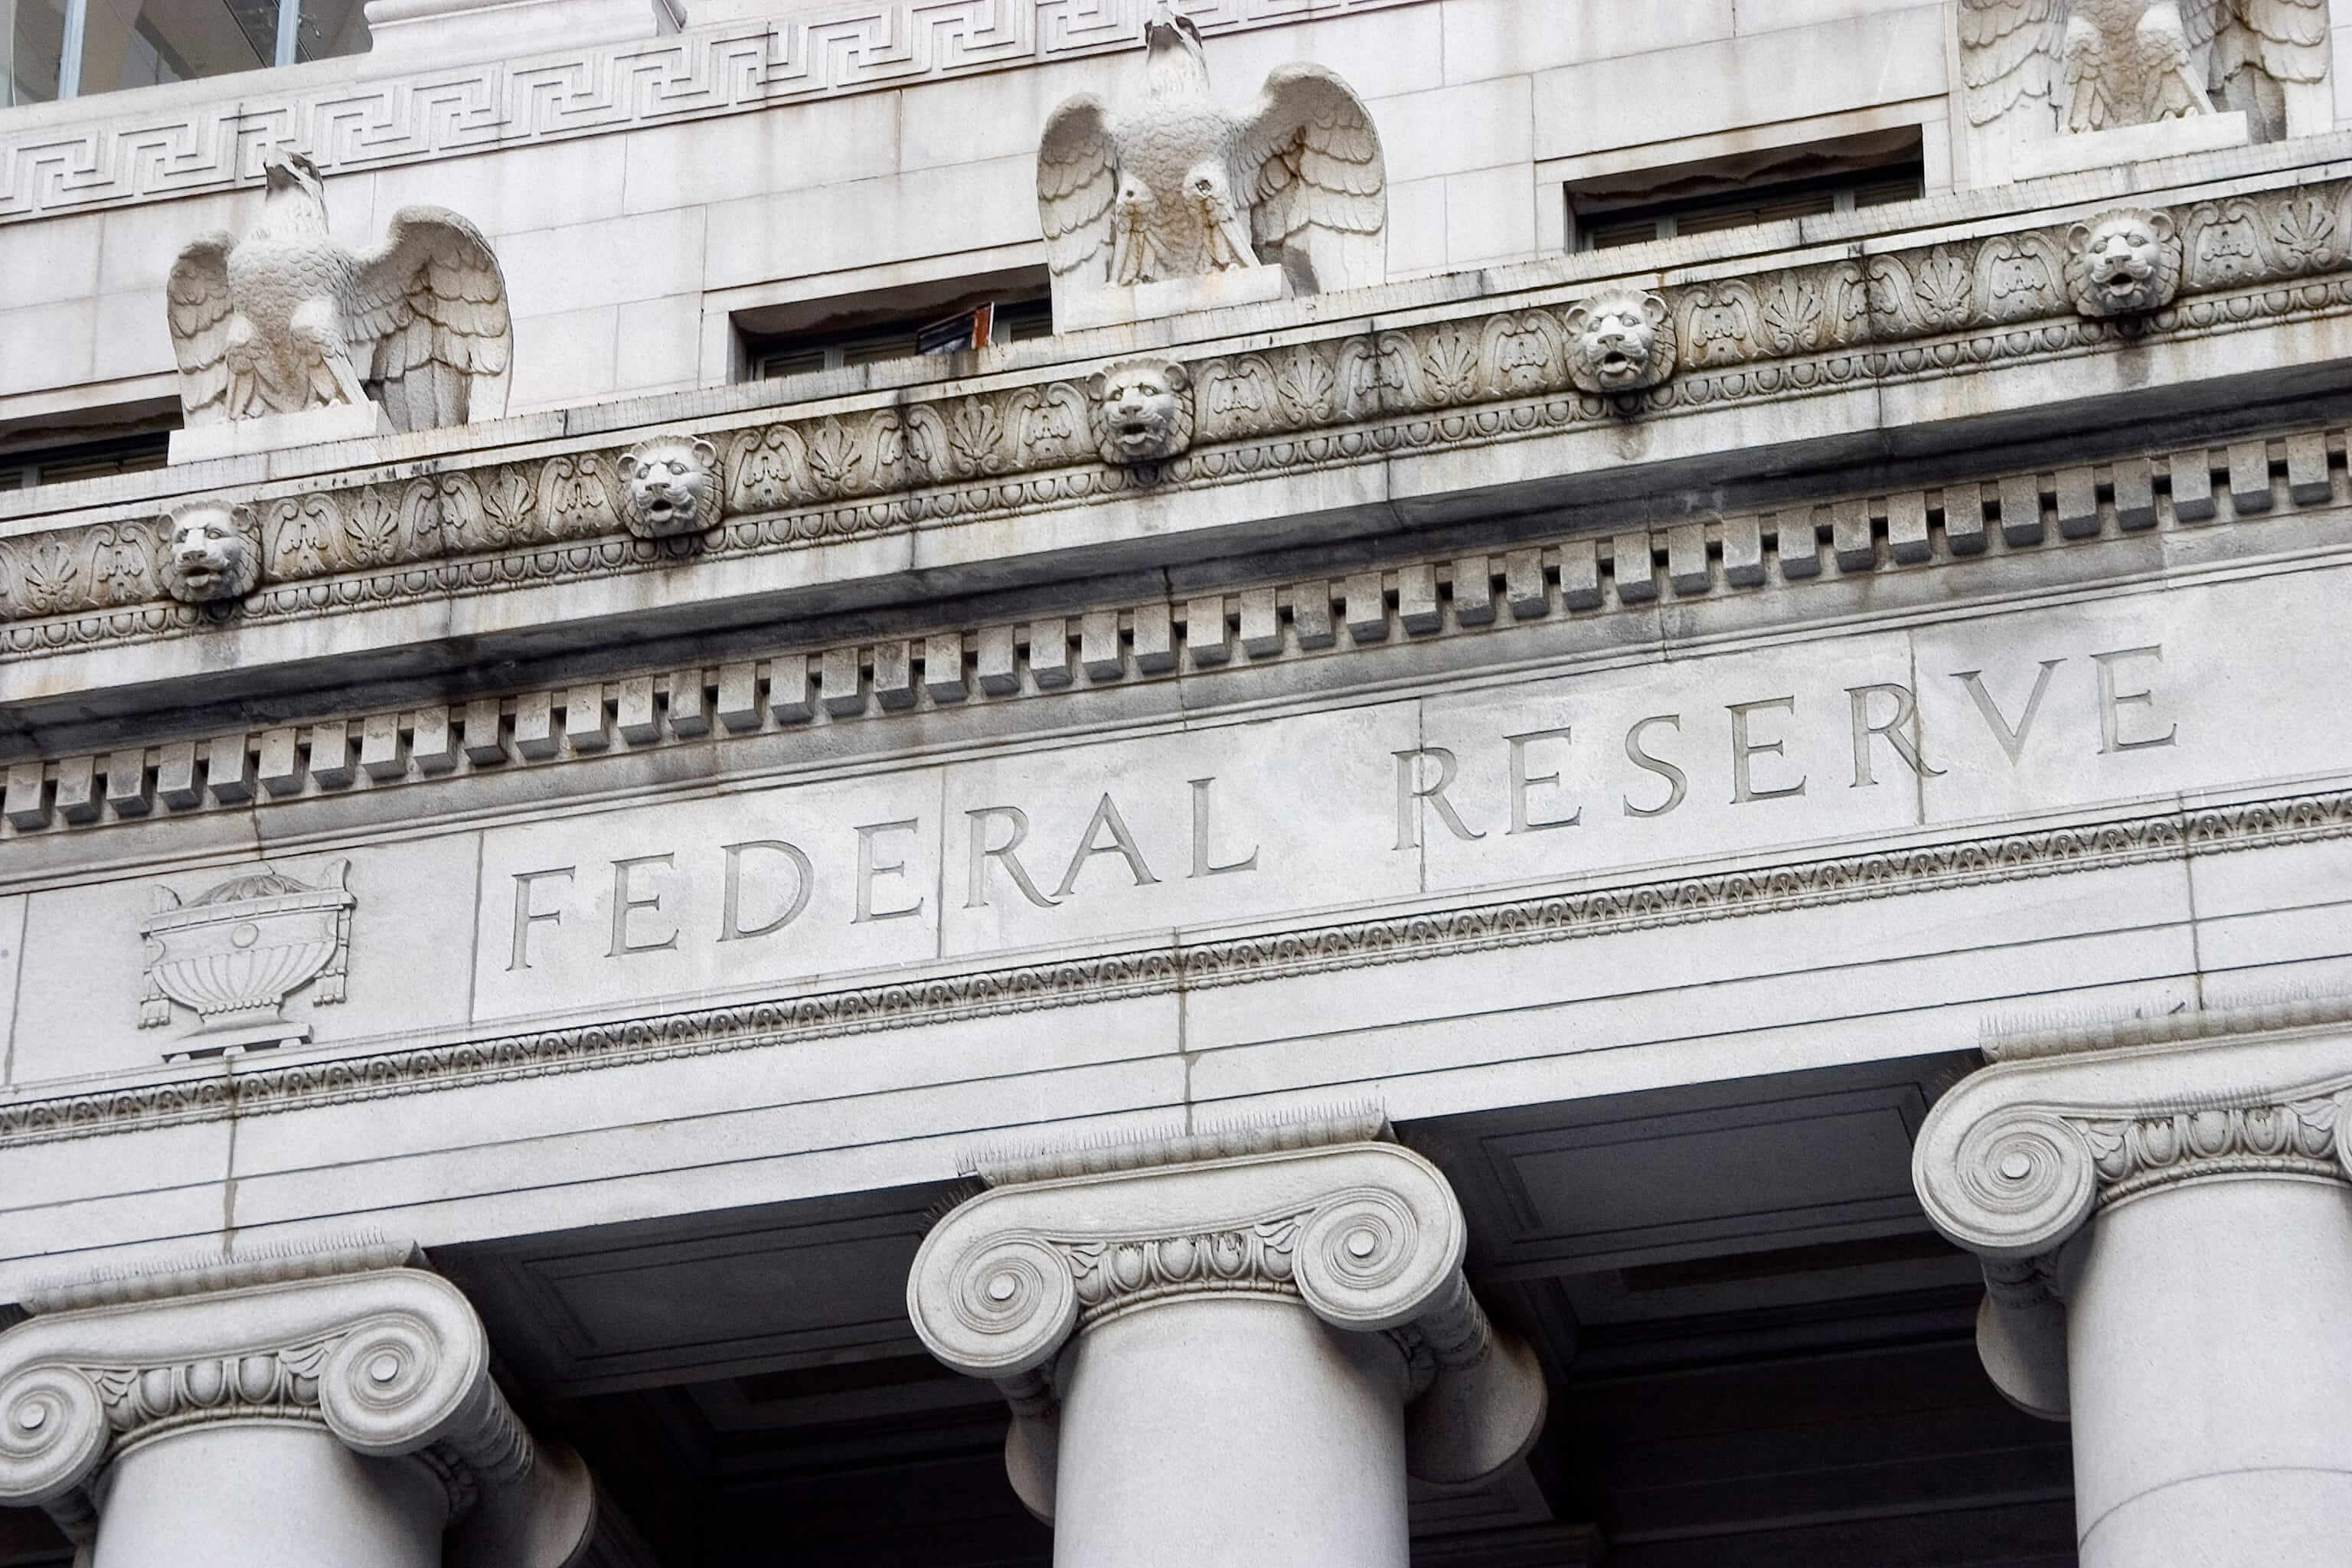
1085 359 1195 466
139 859 354 1057
167 147 511 432
615 434 723 539
2066 207 2184 316
1959 0 2329 141
1038 1 1385 318
1563 289 1676 397
155 500 260 604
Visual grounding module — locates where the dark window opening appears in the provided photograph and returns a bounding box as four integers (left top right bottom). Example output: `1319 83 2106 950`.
1566 127 1926 253
0 404 177 492
737 270 1054 383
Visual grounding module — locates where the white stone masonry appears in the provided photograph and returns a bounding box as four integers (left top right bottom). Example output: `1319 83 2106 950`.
907 1112 1546 1568
1913 1005 2352 1568
0 1244 596 1568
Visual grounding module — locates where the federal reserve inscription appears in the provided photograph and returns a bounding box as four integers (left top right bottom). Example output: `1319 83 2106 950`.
472 632 2205 1021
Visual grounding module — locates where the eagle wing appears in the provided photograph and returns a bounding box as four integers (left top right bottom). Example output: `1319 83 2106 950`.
1958 0 2063 128
2222 0 2329 83
165 233 237 426
1039 94 1119 290
341 206 511 433
1234 64 1385 296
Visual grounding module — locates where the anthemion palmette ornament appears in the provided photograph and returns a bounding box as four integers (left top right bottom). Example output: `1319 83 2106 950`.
138 860 354 1057
1038 1 1385 318
166 147 511 433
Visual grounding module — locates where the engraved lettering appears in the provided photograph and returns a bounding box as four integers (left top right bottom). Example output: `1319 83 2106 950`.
1055 794 1160 898
1847 683 1945 787
2093 645 2177 753
1952 660 2063 764
1393 747 1485 849
1506 727 1581 834
506 866 574 972
720 839 812 941
1188 777 1259 877
854 819 926 923
1622 714 1687 819
606 853 680 956
1728 697 1807 803
967 807 1060 910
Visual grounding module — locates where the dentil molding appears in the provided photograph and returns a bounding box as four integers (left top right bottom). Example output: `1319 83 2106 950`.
0 1250 595 1566
908 1116 1545 1510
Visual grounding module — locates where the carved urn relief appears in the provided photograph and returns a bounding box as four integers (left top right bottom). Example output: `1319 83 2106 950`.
139 860 353 1057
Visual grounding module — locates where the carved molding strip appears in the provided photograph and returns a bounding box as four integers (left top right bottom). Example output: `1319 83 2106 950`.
2 782 2348 1148
0 0 1424 224
3 422 2341 840
5 178 2352 663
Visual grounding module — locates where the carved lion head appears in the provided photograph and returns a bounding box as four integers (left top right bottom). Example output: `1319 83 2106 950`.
1564 289 1674 394
1086 359 1194 466
156 500 259 604
2067 208 2180 318
615 435 721 539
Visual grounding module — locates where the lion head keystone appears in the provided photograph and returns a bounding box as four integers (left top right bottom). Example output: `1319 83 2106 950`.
1086 359 1194 466
2067 208 2181 318
1564 289 1674 396
156 500 259 605
615 435 722 540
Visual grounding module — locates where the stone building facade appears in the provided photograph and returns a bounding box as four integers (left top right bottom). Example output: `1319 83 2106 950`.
3 0 2352 1563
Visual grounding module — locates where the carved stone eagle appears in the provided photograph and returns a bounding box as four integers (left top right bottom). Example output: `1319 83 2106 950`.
167 148 511 432
1037 2 1385 311
1961 0 2328 139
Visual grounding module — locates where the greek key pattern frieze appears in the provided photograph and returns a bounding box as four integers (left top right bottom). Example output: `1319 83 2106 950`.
0 0 1424 224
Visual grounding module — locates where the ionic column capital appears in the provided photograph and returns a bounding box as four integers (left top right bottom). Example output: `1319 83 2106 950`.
1913 1013 2352 1420
0 1244 593 1568
1914 1021 2352 1260
908 1118 1545 1503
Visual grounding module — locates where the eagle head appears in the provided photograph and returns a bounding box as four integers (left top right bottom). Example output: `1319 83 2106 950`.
260 146 327 206
1142 2 1209 96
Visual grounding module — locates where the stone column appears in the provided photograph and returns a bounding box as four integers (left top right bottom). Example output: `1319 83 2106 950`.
906 1113 1547 1568
1913 1006 2352 1568
0 1243 596 1568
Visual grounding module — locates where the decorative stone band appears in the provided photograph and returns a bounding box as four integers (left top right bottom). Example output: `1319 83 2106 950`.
0 1263 594 1568
0 0 1425 224
1912 1021 2352 1419
5 173 2352 655
4 423 2341 840
909 1135 1544 1498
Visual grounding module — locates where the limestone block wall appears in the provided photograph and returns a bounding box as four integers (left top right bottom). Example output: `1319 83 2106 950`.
0 0 1958 430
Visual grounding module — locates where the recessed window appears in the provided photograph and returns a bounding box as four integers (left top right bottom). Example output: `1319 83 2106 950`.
1566 128 1926 253
5 0 370 107
737 271 1054 383
0 414 172 491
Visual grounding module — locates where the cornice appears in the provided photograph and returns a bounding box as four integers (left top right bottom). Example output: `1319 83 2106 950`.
2 412 2341 843
0 0 1428 224
5 165 2352 701
5 779 2350 1149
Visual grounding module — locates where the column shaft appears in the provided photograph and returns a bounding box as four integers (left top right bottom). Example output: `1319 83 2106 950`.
93 1423 446 1568
1053 1298 1410 1568
2069 1177 2352 1566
